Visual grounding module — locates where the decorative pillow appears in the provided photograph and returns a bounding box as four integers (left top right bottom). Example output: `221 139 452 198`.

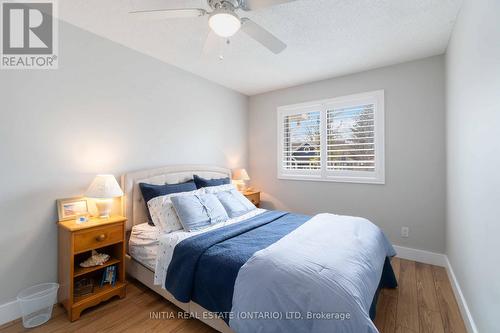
147 188 204 233
193 174 231 189
139 180 196 225
171 193 229 232
216 189 256 218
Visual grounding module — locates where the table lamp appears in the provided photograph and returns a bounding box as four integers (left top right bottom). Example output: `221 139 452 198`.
232 168 250 192
85 174 124 218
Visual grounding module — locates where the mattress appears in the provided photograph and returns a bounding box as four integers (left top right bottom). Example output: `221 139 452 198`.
154 208 266 286
128 223 161 271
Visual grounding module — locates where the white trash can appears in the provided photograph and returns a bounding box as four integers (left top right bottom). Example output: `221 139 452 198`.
17 283 59 328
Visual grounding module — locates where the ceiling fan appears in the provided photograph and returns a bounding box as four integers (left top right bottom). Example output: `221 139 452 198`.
129 0 296 54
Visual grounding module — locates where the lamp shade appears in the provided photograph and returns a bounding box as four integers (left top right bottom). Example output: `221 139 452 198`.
232 168 250 181
85 175 124 199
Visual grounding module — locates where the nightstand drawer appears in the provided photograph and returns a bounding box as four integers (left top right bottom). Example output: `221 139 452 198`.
73 224 123 253
245 192 260 206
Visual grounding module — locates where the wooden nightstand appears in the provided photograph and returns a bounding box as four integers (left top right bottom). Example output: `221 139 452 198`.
243 190 261 207
58 216 127 321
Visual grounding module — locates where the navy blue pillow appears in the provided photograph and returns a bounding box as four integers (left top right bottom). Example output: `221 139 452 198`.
193 174 231 189
139 180 197 225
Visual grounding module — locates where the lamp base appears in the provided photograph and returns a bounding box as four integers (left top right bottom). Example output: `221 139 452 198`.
95 199 113 218
236 182 248 192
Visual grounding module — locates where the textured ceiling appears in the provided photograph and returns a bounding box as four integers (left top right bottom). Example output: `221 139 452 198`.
59 0 462 95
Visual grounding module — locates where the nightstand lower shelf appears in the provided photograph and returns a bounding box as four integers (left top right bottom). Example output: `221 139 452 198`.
72 281 126 321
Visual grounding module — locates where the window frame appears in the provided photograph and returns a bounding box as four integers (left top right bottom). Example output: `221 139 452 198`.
277 90 385 184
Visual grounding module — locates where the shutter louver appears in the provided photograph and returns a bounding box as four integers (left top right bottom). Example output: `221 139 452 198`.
282 111 321 170
326 104 375 171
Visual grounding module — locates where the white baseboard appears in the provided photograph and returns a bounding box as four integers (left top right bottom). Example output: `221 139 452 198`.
393 245 447 266
0 299 20 327
444 257 478 333
0 246 478 333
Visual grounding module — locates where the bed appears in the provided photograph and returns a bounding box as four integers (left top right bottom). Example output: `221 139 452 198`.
123 165 397 333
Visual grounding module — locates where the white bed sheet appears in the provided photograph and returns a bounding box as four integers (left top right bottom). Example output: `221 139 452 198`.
129 223 161 271
154 208 266 286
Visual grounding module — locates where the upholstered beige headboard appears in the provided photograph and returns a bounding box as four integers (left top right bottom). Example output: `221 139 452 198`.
121 165 231 230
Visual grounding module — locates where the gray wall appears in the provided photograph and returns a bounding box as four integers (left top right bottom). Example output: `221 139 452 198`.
248 56 446 253
446 0 500 331
0 22 247 304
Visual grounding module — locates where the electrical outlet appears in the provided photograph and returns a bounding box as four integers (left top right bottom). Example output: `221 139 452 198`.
401 226 409 238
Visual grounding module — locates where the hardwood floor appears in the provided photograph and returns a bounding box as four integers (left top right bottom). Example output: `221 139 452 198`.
0 258 466 333
375 258 467 333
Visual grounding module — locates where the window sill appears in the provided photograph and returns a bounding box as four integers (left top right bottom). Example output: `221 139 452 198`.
277 174 385 185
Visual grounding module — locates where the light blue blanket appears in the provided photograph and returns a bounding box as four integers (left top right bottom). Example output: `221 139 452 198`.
230 213 396 333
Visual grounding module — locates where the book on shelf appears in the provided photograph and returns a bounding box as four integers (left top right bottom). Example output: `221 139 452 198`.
100 265 117 287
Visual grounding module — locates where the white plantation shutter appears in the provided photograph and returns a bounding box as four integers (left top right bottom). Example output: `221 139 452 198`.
281 110 321 171
278 90 384 184
326 104 375 171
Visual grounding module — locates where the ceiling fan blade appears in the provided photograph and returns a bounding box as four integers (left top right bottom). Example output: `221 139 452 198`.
241 18 286 54
129 8 206 20
241 0 297 11
202 30 220 55
202 30 229 60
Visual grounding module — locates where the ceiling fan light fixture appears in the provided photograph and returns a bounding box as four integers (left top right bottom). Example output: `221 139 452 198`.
208 9 241 37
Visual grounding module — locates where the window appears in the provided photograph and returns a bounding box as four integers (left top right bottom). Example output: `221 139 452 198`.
277 90 385 184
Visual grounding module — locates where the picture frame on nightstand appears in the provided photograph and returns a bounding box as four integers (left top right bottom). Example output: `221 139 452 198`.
57 197 89 221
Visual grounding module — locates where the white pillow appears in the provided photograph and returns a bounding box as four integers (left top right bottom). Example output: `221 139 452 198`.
203 183 237 194
147 188 205 234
